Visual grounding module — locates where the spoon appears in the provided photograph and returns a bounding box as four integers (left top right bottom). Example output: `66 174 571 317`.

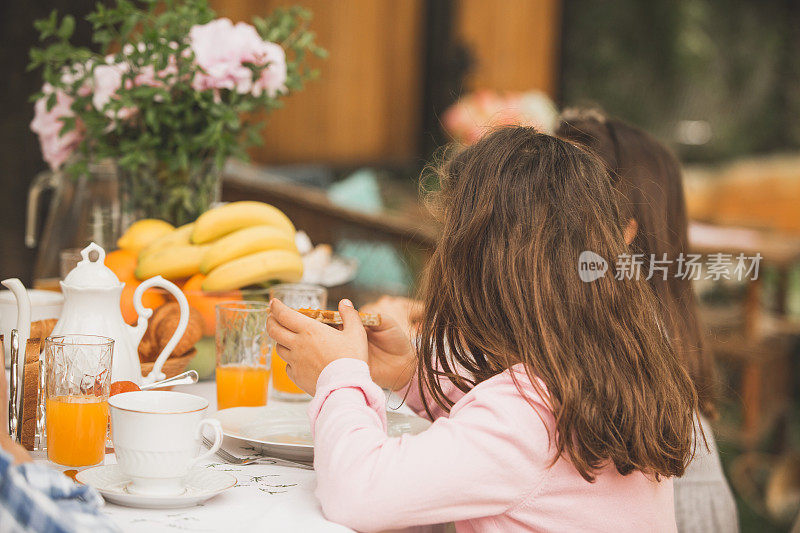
140 370 199 391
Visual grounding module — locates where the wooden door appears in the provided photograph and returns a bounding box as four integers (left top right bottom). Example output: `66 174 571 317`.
211 0 426 166
455 0 561 96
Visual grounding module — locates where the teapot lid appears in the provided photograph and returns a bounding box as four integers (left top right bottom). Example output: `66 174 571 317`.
62 243 123 289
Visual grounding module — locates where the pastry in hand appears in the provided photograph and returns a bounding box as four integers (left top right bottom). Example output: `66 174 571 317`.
298 308 381 327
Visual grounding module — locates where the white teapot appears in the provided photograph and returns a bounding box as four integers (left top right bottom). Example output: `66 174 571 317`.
51 242 189 385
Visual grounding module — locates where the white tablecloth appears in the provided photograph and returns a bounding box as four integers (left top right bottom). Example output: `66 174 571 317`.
35 381 357 532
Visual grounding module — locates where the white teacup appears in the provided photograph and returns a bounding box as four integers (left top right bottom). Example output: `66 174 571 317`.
109 391 223 496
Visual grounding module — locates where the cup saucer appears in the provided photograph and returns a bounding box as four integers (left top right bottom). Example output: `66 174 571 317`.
76 465 237 509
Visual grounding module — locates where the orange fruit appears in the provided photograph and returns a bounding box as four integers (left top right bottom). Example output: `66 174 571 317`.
182 273 207 294
182 273 242 336
110 380 141 396
105 249 137 281
120 280 167 325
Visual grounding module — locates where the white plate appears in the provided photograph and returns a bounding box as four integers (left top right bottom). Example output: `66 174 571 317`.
216 403 431 462
76 465 236 509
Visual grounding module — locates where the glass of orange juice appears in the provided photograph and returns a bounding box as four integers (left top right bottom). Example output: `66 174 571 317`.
215 301 271 410
268 284 327 401
44 334 114 467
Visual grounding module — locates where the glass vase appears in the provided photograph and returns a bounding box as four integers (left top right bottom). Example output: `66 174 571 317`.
118 159 220 227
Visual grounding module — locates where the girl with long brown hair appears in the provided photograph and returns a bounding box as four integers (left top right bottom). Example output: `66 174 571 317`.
268 126 696 532
557 110 738 532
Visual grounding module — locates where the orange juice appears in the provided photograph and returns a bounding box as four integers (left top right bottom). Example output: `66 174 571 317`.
271 347 305 394
216 365 269 410
46 396 108 467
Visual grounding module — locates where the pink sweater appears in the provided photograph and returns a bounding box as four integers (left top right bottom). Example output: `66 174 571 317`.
309 358 677 532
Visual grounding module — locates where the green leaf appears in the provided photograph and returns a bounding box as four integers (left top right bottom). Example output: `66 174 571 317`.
58 15 75 39
34 10 59 40
60 115 76 134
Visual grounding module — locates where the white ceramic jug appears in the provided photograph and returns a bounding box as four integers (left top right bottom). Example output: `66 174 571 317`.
0 284 62 367
51 242 189 385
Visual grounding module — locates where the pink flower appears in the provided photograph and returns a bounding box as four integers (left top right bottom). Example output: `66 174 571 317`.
30 84 83 171
443 90 558 145
123 42 179 88
189 18 287 97
252 41 287 97
92 62 126 113
92 57 154 120
61 61 94 97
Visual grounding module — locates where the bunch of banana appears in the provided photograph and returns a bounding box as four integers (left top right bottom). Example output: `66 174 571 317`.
199 224 297 274
123 201 303 291
136 242 210 281
203 249 303 292
192 201 295 244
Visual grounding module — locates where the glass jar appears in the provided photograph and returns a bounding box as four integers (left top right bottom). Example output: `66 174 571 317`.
27 161 121 289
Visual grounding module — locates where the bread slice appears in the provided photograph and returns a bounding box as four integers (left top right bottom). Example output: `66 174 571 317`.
19 320 58 450
20 338 42 451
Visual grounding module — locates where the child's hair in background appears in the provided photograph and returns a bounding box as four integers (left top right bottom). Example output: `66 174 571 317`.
556 110 715 419
416 126 697 482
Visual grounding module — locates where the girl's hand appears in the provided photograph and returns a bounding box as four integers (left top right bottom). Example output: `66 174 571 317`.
363 314 417 390
0 370 26 464
0 432 31 464
267 298 368 395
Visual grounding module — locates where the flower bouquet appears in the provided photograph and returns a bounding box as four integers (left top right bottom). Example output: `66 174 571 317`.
29 0 325 225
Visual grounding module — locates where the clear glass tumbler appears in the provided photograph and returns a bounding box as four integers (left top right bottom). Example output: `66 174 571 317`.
44 334 114 467
215 301 271 410
268 283 328 401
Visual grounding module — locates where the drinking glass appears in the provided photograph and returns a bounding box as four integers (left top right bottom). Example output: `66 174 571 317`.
268 284 327 400
215 301 271 410
45 334 114 467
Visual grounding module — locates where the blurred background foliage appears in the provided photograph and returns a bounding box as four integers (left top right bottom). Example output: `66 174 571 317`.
561 0 800 162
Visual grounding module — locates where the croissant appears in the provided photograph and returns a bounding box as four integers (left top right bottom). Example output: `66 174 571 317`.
138 302 204 363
